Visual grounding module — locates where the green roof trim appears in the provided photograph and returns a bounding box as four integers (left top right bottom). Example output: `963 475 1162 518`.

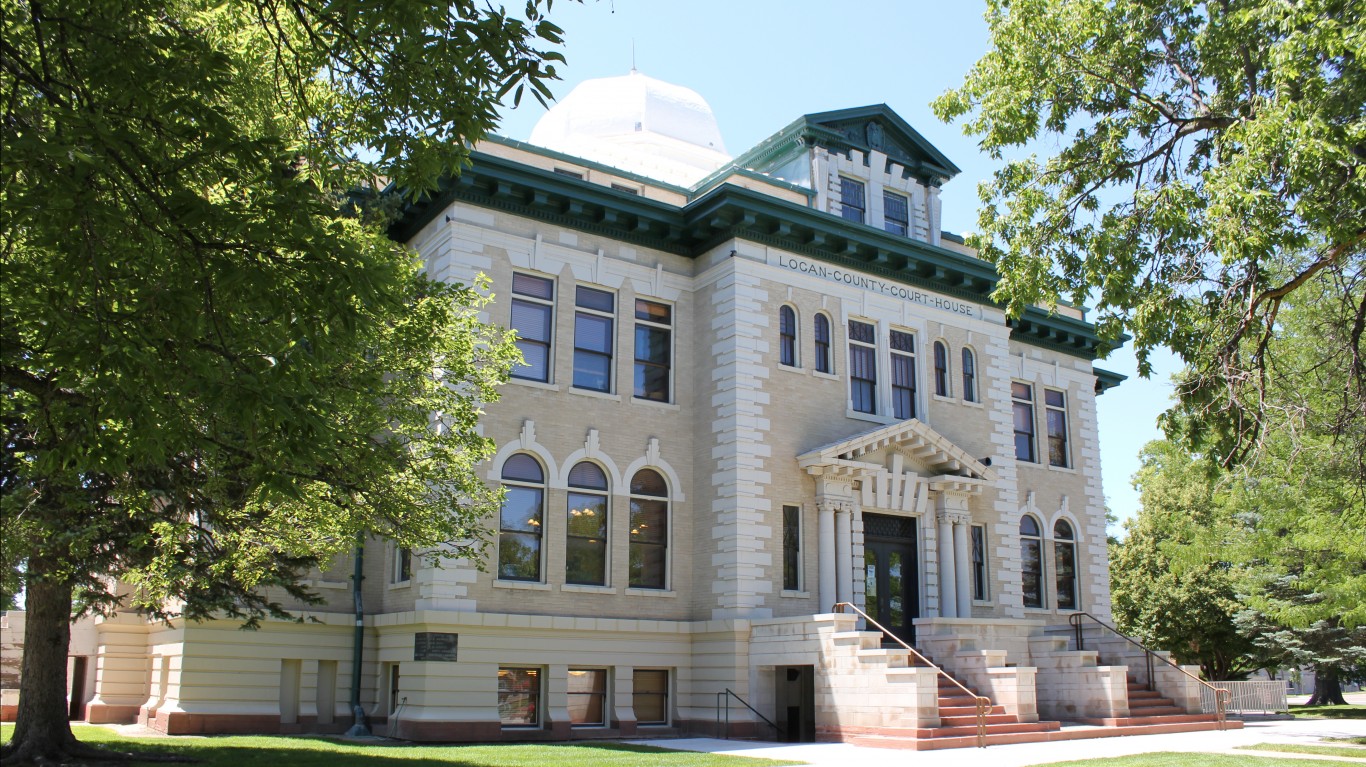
389 150 1112 361
1094 367 1127 394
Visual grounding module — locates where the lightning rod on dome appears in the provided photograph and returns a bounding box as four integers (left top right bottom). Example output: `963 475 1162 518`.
631 39 637 73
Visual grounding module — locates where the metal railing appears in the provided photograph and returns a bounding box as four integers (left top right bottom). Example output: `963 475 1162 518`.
714 688 780 740
1068 612 1230 729
833 602 991 748
1201 680 1288 715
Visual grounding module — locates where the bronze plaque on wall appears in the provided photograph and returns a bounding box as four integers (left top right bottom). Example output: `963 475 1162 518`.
414 632 458 662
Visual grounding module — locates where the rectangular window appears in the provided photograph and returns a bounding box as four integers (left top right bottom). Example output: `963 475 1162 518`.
1045 389 1069 467
510 273 554 383
634 299 672 402
566 490 608 586
499 485 544 581
1022 537 1044 608
498 667 541 727
970 525 987 601
814 315 832 374
891 330 917 420
1012 382 1037 463
553 168 583 179
567 669 607 727
611 183 639 195
883 191 909 236
840 178 866 224
632 670 669 725
393 547 412 584
782 505 801 591
848 320 877 414
629 494 668 589
573 286 614 392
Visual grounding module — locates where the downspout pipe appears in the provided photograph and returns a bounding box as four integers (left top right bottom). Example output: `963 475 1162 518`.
345 533 372 736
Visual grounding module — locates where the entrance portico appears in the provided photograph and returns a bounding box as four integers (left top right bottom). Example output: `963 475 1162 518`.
797 420 995 628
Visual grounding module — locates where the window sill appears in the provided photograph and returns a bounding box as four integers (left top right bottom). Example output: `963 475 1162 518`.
625 588 675 597
971 599 994 607
1046 463 1076 474
494 579 553 591
561 584 618 594
781 590 811 599
509 378 561 392
932 394 956 404
812 371 840 381
778 363 803 374
1022 607 1052 614
569 387 621 402
959 398 983 409
845 409 895 425
387 581 412 591
632 397 680 411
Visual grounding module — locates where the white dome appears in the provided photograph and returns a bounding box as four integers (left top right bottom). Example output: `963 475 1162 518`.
529 70 731 187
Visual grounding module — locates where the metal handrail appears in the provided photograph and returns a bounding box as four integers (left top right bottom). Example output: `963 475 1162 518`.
834 602 991 748
715 688 780 740
1068 612 1230 729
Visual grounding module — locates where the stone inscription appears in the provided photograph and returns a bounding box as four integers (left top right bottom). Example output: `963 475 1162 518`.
775 254 980 320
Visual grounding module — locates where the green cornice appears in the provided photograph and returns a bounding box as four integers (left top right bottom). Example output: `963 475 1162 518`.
1093 367 1127 394
481 134 694 196
388 151 1112 361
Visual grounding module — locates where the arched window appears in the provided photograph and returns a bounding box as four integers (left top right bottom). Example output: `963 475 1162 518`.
566 462 609 586
499 454 545 582
1020 515 1044 608
1054 520 1077 610
813 313 832 374
961 347 977 403
933 341 950 397
779 305 797 367
629 469 669 589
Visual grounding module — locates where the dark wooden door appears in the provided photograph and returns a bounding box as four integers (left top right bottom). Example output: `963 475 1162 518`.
863 514 919 645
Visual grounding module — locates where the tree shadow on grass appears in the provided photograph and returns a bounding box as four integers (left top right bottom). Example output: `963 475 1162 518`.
1291 704 1365 719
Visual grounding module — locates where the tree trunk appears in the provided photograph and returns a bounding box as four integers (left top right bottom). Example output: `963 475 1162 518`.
0 557 80 764
1307 664 1349 706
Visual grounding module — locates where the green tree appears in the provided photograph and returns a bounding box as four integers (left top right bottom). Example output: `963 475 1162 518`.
0 0 564 761
934 0 1366 480
1112 440 1264 681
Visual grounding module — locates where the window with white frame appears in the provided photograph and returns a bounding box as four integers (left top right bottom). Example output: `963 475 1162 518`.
567 668 607 726
783 505 801 591
883 191 909 236
510 273 554 383
839 178 866 224
566 462 609 586
634 299 672 402
392 546 412 584
498 454 545 582
970 525 988 601
1012 382 1037 462
633 669 669 725
629 469 668 589
848 320 877 414
814 313 832 374
933 340 950 397
1020 515 1044 608
1045 389 1069 467
1054 519 1078 610
573 286 614 393
961 347 977 402
891 330 917 420
498 667 542 727
779 305 797 367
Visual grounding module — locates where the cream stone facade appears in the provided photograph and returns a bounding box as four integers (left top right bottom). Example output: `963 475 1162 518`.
4 73 1237 747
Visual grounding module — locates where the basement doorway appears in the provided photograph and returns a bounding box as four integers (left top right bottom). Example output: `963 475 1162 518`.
773 665 815 742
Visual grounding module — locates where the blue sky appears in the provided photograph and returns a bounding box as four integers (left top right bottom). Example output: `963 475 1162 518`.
493 0 1181 530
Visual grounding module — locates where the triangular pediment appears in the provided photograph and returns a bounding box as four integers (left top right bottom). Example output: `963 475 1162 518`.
797 418 995 482
805 105 960 183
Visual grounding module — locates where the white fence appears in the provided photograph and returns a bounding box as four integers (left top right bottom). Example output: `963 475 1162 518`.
1201 680 1290 715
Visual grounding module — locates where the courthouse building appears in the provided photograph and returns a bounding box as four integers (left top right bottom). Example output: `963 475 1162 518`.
6 71 1235 748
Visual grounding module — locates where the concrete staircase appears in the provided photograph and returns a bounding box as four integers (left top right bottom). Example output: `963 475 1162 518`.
1070 673 1238 730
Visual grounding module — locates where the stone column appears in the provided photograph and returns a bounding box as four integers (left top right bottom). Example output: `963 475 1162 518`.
954 518 972 618
938 514 958 618
818 502 837 612
835 506 853 607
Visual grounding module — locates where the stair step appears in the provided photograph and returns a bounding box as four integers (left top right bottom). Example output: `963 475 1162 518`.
939 714 1020 726
1073 713 1224 727
836 718 1243 751
1128 689 1162 699
1129 697 1177 708
940 705 1008 717
1120 706 1187 717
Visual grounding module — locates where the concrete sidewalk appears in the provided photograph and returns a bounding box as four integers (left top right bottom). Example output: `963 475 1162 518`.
630 718 1366 766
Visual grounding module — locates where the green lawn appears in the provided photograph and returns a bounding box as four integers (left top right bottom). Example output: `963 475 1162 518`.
1040 754 1358 766
1238 742 1366 759
0 725 800 766
1291 704 1366 719
1326 737 1366 745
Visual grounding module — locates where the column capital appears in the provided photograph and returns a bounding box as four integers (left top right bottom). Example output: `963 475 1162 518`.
937 510 971 526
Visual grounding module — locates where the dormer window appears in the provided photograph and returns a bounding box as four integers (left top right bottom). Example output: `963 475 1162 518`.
839 178 866 224
883 191 909 236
